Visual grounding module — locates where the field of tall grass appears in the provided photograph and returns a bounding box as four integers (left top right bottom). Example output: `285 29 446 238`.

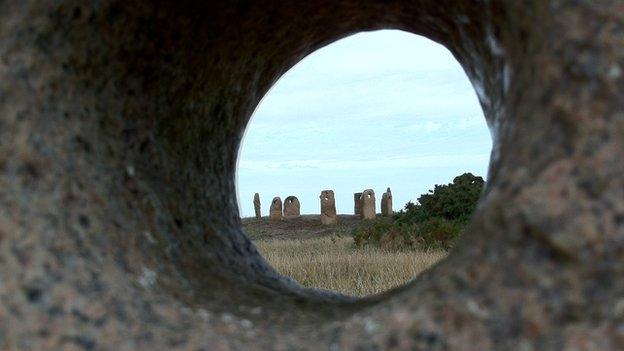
255 236 446 296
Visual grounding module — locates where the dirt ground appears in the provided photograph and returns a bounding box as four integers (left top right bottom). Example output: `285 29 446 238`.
241 214 365 241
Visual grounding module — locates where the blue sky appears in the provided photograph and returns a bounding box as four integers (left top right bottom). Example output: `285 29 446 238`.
236 30 492 217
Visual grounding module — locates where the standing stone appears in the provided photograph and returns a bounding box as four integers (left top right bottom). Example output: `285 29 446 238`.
381 187 393 217
283 196 301 219
320 190 337 225
269 197 282 221
354 192 362 216
253 193 261 219
360 189 376 220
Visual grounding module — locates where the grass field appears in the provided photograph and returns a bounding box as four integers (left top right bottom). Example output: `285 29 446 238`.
245 216 446 296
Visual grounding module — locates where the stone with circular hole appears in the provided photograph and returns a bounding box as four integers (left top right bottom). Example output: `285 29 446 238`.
360 189 376 220
2 1 623 349
320 190 337 225
283 196 301 219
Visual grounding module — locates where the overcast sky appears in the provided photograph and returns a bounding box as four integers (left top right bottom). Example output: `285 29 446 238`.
236 30 492 217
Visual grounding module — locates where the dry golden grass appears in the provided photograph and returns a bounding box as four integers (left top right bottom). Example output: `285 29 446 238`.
255 236 447 296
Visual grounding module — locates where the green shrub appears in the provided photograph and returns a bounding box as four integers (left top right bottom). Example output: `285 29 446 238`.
352 217 465 251
352 219 396 248
406 217 465 250
396 172 484 224
352 173 484 251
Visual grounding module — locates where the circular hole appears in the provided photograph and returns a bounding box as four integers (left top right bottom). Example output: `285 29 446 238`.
239 30 490 297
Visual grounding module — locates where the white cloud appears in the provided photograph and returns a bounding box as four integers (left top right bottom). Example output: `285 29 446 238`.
239 154 490 172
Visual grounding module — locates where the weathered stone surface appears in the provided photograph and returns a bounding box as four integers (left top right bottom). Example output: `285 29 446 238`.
283 196 301 219
381 187 392 217
2 0 624 349
320 190 337 225
360 189 376 220
253 193 261 219
269 197 283 221
354 192 362 216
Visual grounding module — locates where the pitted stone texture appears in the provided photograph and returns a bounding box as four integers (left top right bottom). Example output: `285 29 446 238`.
283 196 301 219
381 187 392 217
360 189 376 220
354 192 362 216
269 197 283 221
320 190 337 225
253 193 261 219
2 0 624 350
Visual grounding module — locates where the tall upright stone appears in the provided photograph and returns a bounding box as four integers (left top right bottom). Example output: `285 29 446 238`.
320 190 337 225
269 197 282 221
381 187 393 217
360 189 376 220
253 193 261 219
354 192 362 216
283 196 301 219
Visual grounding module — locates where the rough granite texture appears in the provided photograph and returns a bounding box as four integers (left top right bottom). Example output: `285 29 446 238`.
381 187 393 217
269 197 283 222
361 189 377 220
283 196 301 219
354 192 363 216
253 193 261 219
320 190 338 225
1 0 623 350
